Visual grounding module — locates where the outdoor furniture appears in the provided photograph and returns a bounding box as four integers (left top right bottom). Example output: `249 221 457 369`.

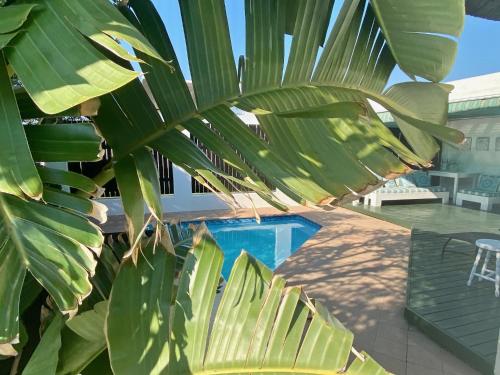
363 171 449 207
467 239 500 297
456 174 500 211
427 171 478 204
441 232 500 256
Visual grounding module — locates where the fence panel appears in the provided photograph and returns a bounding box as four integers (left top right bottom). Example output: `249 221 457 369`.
65 118 273 197
190 124 274 193
69 143 174 197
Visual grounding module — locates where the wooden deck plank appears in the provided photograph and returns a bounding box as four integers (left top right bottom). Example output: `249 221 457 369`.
407 228 500 374
410 289 494 309
410 261 473 276
434 309 500 330
411 293 499 315
410 275 479 292
409 263 473 278
471 340 500 357
448 318 500 337
459 329 500 347
422 298 500 321
409 281 492 299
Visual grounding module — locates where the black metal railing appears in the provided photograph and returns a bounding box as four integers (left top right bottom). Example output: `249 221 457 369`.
68 142 174 197
191 124 274 193
66 117 272 197
153 149 175 195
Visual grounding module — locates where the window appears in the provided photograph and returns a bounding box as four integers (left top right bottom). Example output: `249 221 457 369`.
476 137 490 151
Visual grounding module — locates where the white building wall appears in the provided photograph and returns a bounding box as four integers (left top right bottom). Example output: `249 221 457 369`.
98 163 299 216
441 116 500 175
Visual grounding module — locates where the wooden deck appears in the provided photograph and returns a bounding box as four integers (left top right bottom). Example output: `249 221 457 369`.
350 203 500 374
407 230 500 374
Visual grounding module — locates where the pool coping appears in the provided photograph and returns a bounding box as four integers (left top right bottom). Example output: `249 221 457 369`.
180 212 322 230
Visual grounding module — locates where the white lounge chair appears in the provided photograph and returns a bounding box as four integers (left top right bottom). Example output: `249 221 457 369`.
363 172 449 207
456 175 500 211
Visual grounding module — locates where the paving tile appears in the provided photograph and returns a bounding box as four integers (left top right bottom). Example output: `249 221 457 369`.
407 329 440 348
407 343 444 371
371 352 406 375
374 335 406 361
377 309 408 326
407 362 443 375
353 327 378 352
376 322 408 345
440 348 481 375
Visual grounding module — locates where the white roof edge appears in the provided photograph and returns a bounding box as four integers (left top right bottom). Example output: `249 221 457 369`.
447 72 500 103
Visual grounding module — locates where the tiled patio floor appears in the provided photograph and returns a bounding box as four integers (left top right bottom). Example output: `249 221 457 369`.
276 207 480 375
101 206 480 374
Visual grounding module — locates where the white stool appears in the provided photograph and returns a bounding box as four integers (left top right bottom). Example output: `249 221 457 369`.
467 239 500 297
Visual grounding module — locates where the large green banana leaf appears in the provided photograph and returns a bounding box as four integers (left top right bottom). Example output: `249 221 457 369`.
22 314 65 375
0 5 38 199
0 0 465 371
0 0 165 201
5 0 166 115
92 0 465 244
0 50 41 200
92 80 290 246
370 1 463 82
0 122 106 345
6 227 388 374
104 228 389 374
0 1 157 343
0 192 103 344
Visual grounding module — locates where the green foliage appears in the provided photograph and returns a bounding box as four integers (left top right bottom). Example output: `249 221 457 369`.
6 227 390 374
0 0 466 373
105 0 466 231
0 0 166 353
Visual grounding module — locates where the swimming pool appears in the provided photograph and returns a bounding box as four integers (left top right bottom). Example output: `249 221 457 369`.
184 215 321 279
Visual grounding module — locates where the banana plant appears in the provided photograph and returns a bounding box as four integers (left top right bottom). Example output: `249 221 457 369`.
14 227 391 374
89 0 465 250
0 119 106 348
0 0 465 373
0 0 166 198
0 0 167 349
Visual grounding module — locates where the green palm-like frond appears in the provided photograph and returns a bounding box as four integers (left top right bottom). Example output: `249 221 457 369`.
0 121 106 345
0 0 467 372
106 229 389 375
0 0 166 200
94 0 465 243
0 0 169 342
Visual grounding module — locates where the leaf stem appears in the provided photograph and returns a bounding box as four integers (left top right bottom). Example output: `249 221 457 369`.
9 349 22 375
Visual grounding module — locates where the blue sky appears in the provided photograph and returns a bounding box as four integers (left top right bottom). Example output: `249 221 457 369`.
152 0 500 85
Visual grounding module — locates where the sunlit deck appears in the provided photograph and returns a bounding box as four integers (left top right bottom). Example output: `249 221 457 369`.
351 203 500 374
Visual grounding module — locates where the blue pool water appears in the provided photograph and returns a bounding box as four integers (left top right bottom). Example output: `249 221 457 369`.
184 215 321 279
